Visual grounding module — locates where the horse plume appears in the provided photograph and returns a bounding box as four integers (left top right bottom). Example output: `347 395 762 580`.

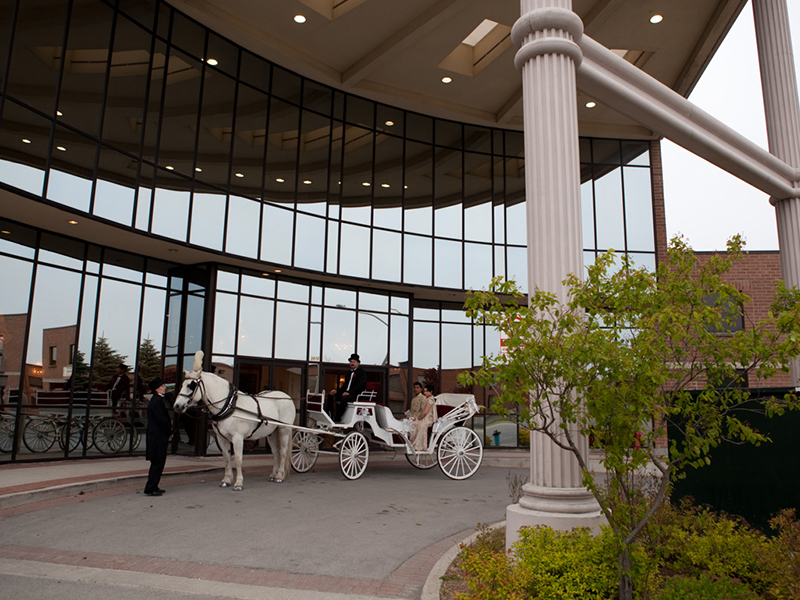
193 351 204 372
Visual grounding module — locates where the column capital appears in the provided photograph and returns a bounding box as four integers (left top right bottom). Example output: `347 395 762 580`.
512 7 584 72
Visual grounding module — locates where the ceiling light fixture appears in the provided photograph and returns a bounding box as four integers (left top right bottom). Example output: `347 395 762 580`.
362 182 371 187
206 58 218 66
276 178 285 183
294 15 306 23
650 14 663 24
68 220 78 225
441 76 452 84
0 230 10 234
381 183 390 188
384 120 394 127
22 138 31 144
585 101 597 108
303 179 312 184
274 269 282 273
56 110 63 116
56 146 66 151
165 165 174 170
195 167 202 172
235 172 244 178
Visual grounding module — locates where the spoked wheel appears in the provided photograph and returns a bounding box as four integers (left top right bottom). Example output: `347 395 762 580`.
23 417 57 453
437 427 483 480
291 431 320 473
59 418 84 452
339 431 368 480
92 417 128 454
0 415 16 453
405 451 438 470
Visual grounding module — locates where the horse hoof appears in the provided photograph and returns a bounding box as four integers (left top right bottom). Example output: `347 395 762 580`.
233 486 243 491
273 478 283 484
220 482 229 488
268 476 275 482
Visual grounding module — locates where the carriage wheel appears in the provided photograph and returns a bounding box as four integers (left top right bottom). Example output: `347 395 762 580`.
92 417 128 454
291 431 320 473
0 414 16 453
59 418 84 452
339 431 368 480
437 427 483 480
23 417 57 453
405 451 438 470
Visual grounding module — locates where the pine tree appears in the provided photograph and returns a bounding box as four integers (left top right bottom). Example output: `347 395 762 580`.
92 337 127 389
71 349 90 390
137 338 162 385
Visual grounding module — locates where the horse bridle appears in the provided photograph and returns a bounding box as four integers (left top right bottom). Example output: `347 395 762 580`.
178 374 239 422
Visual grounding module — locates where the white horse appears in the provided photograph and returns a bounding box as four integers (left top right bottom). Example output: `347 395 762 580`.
173 351 296 491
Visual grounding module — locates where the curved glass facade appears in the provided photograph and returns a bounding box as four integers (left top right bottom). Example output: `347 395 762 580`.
0 0 658 461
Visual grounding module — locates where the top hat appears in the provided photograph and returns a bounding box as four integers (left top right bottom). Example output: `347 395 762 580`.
149 377 164 392
348 353 360 363
118 363 129 371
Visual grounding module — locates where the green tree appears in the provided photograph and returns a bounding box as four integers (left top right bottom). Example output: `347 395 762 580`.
70 349 90 390
92 336 127 389
136 338 162 385
460 235 800 600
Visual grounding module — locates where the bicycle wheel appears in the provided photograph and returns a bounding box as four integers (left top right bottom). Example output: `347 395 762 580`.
92 417 128 454
0 414 16 453
23 417 57 453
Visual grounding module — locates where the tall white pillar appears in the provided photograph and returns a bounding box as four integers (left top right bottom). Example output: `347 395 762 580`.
506 0 602 547
753 0 800 385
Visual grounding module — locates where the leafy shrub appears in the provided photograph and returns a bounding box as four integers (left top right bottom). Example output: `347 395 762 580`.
655 574 761 600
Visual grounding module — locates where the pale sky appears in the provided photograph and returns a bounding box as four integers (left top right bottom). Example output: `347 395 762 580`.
662 1 800 251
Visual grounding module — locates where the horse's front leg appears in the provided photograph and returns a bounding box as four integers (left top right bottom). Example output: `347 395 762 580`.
217 430 234 487
231 434 245 491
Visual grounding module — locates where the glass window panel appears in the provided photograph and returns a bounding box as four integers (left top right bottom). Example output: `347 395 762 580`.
592 139 621 165
0 255 33 314
38 233 84 270
359 292 388 313
464 243 492 290
303 79 332 115
504 131 524 158
166 293 182 360
189 190 225 250
371 229 401 283
298 110 330 214
392 296 409 315
506 201 526 246
507 246 528 293
441 323 471 370
217 269 239 292
373 134 403 229
230 83 268 200
238 296 274 357
311 286 323 305
442 308 470 324
434 202 462 239
272 66 302 104
403 234 432 286
157 49 202 176
373 205 401 230
95 278 141 367
225 195 260 258
436 120 462 149
623 167 655 252
404 141 432 232
277 281 308 303
326 220 339 274
581 179 595 250
472 321 484 367
135 182 153 231
5 0 69 116
275 302 308 360
213 292 237 355
406 113 433 144
184 292 205 355
0 157 45 198
485 322 501 356
240 273 274 297
583 250 596 269
151 179 190 241
47 168 92 213
464 201 491 243
413 321 439 369
357 312 389 365
264 97 299 202
341 130 374 225
94 151 135 225
464 125 492 154
170 9 206 60
206 32 239 79
627 252 657 272
140 286 166 352
294 213 325 271
309 305 322 363
434 239 462 289
579 138 592 163
102 251 144 283
389 313 409 366
493 203 505 244
322 307 355 363
339 223 370 278
240 50 271 93
594 167 625 251
494 246 505 281
195 71 236 189
345 95 374 129
404 205 432 235
377 105 403 136
325 288 356 309
260 204 294 265
621 141 650 166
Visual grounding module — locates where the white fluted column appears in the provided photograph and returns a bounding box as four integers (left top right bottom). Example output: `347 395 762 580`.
753 0 800 385
506 0 602 548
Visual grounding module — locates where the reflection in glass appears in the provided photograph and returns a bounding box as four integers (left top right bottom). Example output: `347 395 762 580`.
339 224 370 278
357 312 389 365
325 288 356 308
140 287 167 353
322 307 355 363
94 177 135 226
277 281 308 303
261 204 294 265
404 205 432 235
435 239 462 289
294 213 325 271
581 180 595 249
190 191 226 251
213 292 238 355
238 296 274 357
623 167 655 251
441 323 471 370
240 273 274 297
371 229 400 282
505 202 526 246
275 302 308 360
358 292 388 312
435 203 462 239
226 196 260 258
389 314 409 366
403 234 431 286
152 185 190 241
217 270 239 292
506 247 527 293
47 168 92 213
594 167 625 251
413 321 439 370
96 278 141 363
464 243 492 290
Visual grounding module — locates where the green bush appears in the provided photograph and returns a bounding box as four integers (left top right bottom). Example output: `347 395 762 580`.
655 574 761 600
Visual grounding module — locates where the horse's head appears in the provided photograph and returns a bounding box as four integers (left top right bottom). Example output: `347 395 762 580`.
173 351 204 414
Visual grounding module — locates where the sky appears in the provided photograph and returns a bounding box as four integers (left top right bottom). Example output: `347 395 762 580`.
661 1 800 252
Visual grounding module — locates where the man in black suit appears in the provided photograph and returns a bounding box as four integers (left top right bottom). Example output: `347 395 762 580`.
144 377 172 497
332 353 367 422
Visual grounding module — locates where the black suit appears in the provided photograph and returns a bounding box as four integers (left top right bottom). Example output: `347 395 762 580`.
145 392 172 493
334 367 367 421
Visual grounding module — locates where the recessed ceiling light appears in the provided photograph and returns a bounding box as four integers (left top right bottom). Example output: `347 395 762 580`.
362 182 371 187
276 178 285 183
206 58 218 66
404 185 408 189
165 165 174 170
68 220 78 225
262 272 270 277
195 167 202 172
0 230 10 234
303 179 312 184
274 269 281 273
21 138 31 144
585 101 597 108
381 183 390 188
56 110 63 116
56 146 66 151
650 14 663 24
441 76 452 84
294 14 306 23
235 172 244 178
384 120 394 127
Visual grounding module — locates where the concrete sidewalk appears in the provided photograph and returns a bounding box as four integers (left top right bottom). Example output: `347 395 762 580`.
0 450 529 600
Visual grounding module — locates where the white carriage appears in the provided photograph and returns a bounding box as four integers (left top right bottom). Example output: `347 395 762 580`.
290 390 484 480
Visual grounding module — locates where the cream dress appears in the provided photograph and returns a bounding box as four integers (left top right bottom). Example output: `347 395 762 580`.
411 396 437 451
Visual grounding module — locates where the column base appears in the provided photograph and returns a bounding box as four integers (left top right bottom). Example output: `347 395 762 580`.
505 501 605 550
